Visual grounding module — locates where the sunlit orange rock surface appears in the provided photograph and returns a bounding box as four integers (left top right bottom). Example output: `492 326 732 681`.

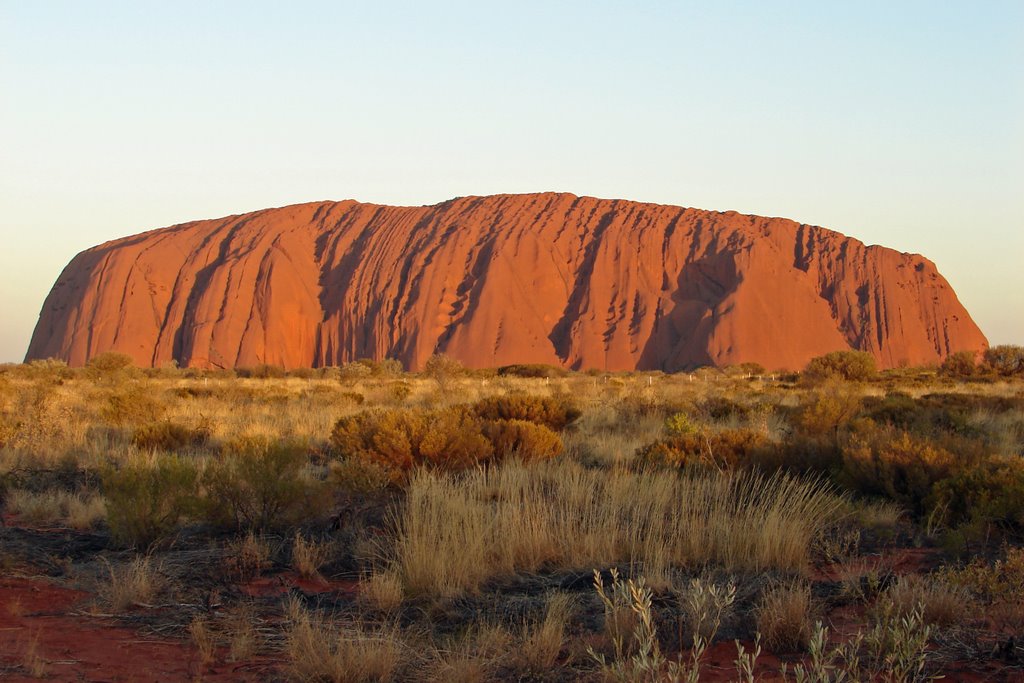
27 193 988 371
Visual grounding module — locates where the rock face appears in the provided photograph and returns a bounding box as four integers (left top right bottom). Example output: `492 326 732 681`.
27 193 988 371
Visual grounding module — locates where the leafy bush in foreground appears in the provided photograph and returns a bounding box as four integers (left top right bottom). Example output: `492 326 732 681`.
839 428 956 515
102 456 199 547
203 437 329 531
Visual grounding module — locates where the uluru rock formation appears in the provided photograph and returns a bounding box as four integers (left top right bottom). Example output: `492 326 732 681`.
27 193 988 371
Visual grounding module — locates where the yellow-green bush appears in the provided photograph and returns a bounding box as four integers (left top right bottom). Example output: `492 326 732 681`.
202 437 329 531
102 455 199 547
100 381 166 427
472 395 580 430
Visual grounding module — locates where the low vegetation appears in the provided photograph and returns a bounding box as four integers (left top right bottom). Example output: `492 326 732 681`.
2 347 1023 680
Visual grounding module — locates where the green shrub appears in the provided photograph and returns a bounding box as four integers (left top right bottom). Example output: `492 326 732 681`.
983 345 1024 376
482 419 563 461
839 428 956 515
338 391 365 406
696 396 750 422
940 350 978 378
422 354 465 388
202 437 329 531
472 395 581 430
102 456 199 547
132 421 210 452
930 456 1024 530
804 350 877 382
238 364 287 379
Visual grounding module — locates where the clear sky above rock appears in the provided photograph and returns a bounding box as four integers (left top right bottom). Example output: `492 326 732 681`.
1 1 1021 363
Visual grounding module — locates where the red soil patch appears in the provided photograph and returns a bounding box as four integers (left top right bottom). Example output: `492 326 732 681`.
0 577 276 682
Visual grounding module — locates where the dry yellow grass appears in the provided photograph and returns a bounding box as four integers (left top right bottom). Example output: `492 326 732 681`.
291 533 331 579
99 556 164 611
6 489 106 529
880 575 973 628
189 617 217 667
517 593 573 672
285 600 406 683
360 570 404 613
388 460 843 597
756 582 814 652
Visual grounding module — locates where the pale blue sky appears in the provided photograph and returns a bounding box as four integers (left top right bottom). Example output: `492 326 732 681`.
1 1 1022 362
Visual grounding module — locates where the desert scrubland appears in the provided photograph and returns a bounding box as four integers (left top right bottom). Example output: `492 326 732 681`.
2 348 1024 681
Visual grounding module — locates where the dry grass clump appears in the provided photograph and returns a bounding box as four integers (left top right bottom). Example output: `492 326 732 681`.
224 531 273 581
21 632 47 678
360 570 404 613
226 603 260 661
285 600 407 683
189 617 218 667
291 533 331 579
877 575 972 628
99 556 165 611
387 460 843 597
427 624 513 683
756 582 814 652
516 593 573 673
6 488 106 529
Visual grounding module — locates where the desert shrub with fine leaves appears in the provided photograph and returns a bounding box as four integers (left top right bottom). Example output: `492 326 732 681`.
100 380 166 427
472 394 581 430
803 350 878 382
839 427 956 515
929 455 1024 529
482 418 563 461
331 407 494 483
983 344 1024 376
202 437 329 531
635 428 770 471
940 350 978 378
102 455 199 547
